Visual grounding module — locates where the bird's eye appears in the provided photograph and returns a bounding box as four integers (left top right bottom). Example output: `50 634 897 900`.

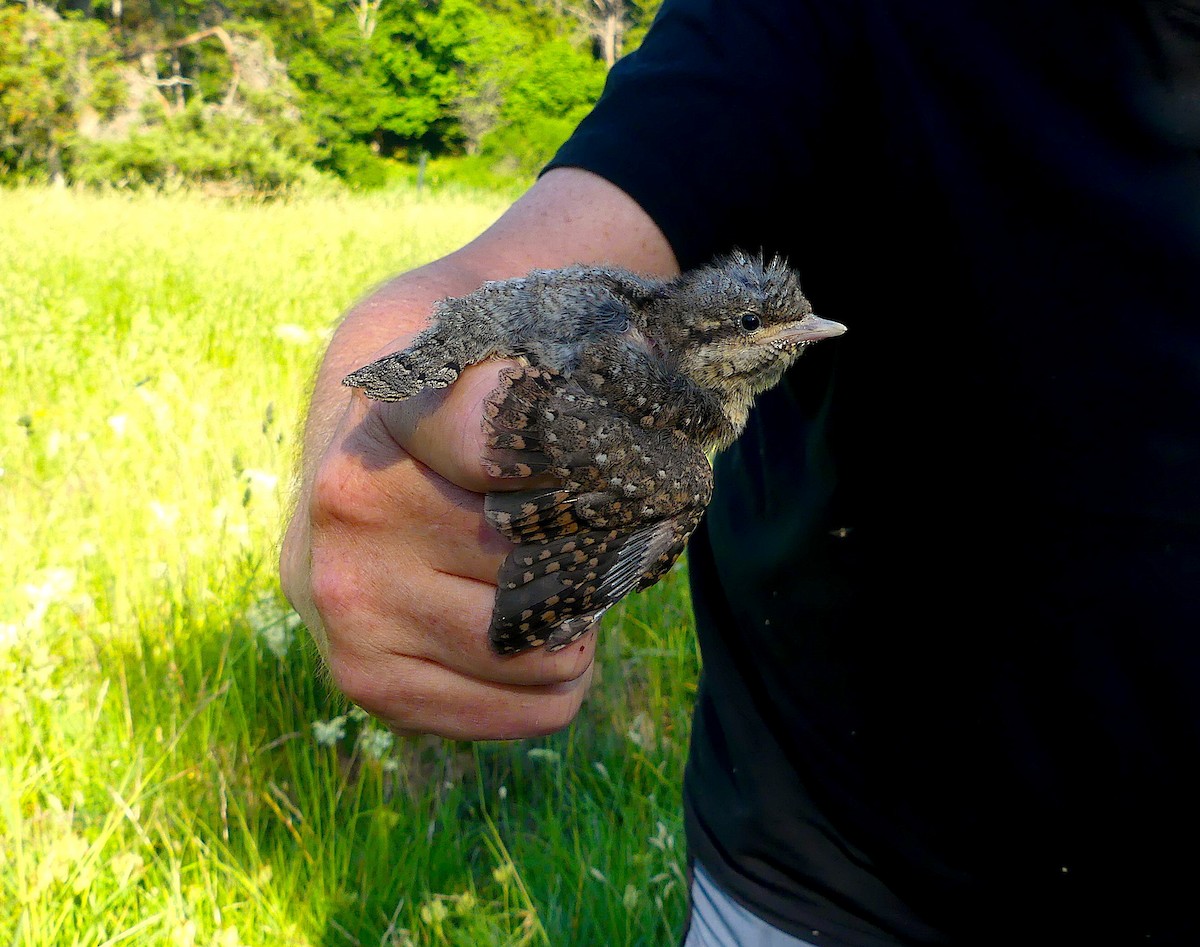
740 312 762 332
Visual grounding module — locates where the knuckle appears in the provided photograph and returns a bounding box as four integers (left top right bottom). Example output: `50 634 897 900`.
324 645 389 717
309 453 380 530
277 531 306 610
307 556 362 625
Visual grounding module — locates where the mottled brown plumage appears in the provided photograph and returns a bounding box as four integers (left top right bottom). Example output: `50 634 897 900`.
343 253 846 654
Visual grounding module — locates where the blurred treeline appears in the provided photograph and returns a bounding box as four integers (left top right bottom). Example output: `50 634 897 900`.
0 0 660 192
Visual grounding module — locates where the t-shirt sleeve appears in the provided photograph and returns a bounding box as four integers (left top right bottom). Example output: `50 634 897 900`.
545 0 859 270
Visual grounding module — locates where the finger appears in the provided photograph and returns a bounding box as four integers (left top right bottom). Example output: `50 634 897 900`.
370 449 513 586
308 439 598 687
311 539 598 689
364 361 560 495
332 643 597 741
313 521 600 686
331 389 513 583
381 568 599 688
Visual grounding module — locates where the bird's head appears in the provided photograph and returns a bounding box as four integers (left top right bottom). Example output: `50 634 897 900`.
651 252 846 437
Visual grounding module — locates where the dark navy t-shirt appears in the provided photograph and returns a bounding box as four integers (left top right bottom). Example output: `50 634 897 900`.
549 1 1200 943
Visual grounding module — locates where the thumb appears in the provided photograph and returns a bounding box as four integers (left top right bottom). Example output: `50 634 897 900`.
363 360 555 495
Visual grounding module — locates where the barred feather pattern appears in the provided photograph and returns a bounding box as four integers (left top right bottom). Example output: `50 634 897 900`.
482 364 713 653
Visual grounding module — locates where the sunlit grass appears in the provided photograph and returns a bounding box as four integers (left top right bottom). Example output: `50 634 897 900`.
0 187 699 946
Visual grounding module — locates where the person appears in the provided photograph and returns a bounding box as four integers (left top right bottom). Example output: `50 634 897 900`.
280 0 1200 943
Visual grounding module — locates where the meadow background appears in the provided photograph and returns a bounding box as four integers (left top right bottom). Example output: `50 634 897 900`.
0 186 700 946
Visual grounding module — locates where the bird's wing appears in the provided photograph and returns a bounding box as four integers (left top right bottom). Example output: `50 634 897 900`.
486 505 692 653
482 364 712 654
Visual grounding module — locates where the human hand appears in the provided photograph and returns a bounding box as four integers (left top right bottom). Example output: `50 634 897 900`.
280 357 597 741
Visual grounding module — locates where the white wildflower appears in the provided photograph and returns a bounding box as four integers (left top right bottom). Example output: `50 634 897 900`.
22 568 76 630
311 716 347 746
649 821 674 852
625 711 656 750
247 595 299 659
171 919 198 947
216 926 243 947
109 851 144 886
241 468 279 492
358 727 394 760
260 622 293 659
419 899 448 925
24 568 75 606
149 501 180 528
274 323 313 345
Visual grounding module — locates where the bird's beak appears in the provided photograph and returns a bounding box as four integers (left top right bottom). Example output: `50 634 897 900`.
774 314 848 346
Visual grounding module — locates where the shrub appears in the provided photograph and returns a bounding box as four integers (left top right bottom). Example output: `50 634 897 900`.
71 103 325 192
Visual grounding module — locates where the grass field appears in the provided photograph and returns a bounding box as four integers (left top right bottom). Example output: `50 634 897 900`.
0 187 700 946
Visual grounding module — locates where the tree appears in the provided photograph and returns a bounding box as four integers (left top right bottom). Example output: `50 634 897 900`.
0 5 122 182
570 0 624 68
562 0 659 68
0 0 665 189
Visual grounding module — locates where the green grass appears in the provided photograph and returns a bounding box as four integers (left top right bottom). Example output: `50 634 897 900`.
0 187 700 946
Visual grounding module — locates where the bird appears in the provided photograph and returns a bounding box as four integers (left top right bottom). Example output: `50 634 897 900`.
343 252 846 655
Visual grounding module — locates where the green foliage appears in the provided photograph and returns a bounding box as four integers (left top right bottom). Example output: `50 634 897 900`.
476 36 604 176
622 0 665 52
0 6 123 181
281 0 603 177
500 36 604 125
70 101 323 191
407 153 528 196
480 114 580 179
325 140 394 189
0 0 665 191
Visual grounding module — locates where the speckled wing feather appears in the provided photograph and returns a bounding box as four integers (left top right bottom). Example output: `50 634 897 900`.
482 365 712 654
